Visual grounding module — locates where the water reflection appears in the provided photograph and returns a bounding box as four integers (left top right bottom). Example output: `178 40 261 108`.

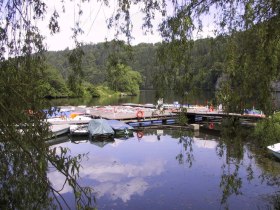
49 128 280 210
95 177 149 202
91 157 165 202
49 90 215 107
0 138 51 209
176 136 194 167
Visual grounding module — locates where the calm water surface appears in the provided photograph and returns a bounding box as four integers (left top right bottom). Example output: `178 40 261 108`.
49 129 280 210
48 90 280 209
48 90 215 107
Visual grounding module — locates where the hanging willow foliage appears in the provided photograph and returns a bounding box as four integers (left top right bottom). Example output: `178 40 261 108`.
0 0 280 209
0 1 93 209
103 0 280 114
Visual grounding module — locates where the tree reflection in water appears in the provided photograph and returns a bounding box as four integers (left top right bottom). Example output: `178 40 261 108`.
0 124 94 209
219 117 280 209
170 129 194 167
172 117 280 209
217 117 246 208
176 136 194 167
2 121 279 209
0 130 51 209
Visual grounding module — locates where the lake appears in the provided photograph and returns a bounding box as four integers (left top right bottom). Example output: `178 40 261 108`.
48 90 215 107
49 130 280 210
48 91 280 210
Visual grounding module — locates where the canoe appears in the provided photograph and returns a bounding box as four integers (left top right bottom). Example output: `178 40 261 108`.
267 143 280 160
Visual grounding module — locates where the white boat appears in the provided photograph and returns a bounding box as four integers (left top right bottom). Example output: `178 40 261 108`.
70 124 89 136
47 115 93 125
49 124 70 137
267 143 280 160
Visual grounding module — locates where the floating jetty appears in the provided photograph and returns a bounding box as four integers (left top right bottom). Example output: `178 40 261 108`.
46 103 265 128
53 104 177 121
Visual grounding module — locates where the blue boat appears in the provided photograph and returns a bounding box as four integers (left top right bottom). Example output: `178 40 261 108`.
43 107 72 119
243 108 264 117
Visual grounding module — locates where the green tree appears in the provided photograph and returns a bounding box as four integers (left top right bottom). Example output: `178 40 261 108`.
0 1 94 209
107 63 142 95
42 65 70 97
1 0 280 209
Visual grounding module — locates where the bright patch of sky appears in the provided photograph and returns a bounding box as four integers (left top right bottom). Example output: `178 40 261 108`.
39 0 216 51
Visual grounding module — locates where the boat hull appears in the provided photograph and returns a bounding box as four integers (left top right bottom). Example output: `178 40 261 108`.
49 124 70 138
267 143 280 160
88 119 115 137
70 124 89 136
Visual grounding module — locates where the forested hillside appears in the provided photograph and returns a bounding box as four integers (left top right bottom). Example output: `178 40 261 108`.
44 37 227 97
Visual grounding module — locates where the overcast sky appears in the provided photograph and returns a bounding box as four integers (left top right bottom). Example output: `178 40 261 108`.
39 0 215 51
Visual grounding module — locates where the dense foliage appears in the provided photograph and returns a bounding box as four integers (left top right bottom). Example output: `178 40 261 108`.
44 37 226 97
1 0 280 209
254 112 280 148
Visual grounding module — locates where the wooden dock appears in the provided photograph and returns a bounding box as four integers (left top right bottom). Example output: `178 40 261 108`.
53 104 265 125
61 105 177 120
181 109 265 122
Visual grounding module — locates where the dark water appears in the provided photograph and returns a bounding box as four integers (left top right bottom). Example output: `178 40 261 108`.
49 130 280 210
48 90 280 209
48 90 214 107
50 89 280 109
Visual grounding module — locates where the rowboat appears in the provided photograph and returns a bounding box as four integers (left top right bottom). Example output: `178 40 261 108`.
49 124 70 137
267 143 280 160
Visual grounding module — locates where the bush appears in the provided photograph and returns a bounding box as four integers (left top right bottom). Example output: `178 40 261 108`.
253 112 280 148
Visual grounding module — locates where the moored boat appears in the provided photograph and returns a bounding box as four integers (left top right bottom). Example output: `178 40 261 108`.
70 124 89 136
88 119 114 140
243 108 265 117
107 119 134 138
49 124 70 138
47 115 93 125
267 143 280 160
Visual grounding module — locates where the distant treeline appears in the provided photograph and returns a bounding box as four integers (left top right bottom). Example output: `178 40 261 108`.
44 37 227 98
